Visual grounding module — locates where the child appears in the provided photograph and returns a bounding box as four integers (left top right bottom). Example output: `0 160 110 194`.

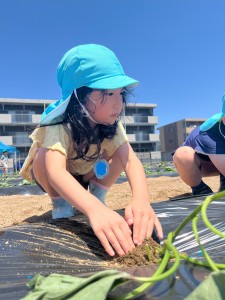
20 44 163 257
1 150 8 175
173 94 225 195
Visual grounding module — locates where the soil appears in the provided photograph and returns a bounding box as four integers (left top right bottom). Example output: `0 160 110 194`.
0 175 220 268
112 238 163 268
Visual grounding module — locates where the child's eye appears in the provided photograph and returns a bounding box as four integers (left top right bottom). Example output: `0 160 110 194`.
107 92 114 96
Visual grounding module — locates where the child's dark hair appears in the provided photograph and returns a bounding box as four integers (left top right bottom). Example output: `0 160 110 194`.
63 86 130 162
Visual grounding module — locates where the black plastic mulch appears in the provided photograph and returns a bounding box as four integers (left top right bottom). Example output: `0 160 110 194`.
0 196 225 299
0 185 46 196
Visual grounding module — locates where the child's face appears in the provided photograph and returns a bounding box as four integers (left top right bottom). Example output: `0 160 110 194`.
86 88 124 126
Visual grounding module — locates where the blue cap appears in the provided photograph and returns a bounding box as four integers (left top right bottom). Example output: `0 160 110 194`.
200 94 225 131
40 44 139 125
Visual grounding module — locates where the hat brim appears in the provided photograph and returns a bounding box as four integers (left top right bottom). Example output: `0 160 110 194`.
40 96 71 125
87 75 139 90
200 113 223 131
40 76 139 125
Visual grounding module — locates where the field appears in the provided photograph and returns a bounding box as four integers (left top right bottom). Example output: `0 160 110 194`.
0 174 220 229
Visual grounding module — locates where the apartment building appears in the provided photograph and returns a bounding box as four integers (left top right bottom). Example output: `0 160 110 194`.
122 103 161 162
0 98 161 164
0 98 52 160
158 118 206 161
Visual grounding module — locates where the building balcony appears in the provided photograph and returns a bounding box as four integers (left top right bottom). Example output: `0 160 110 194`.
0 136 13 145
0 135 32 147
121 115 158 125
0 113 159 126
0 113 41 125
136 151 161 161
127 133 159 143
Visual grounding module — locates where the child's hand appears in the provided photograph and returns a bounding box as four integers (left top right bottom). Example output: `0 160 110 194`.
124 201 163 245
88 206 135 257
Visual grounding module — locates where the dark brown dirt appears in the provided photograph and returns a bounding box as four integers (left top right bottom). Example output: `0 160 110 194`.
111 238 163 268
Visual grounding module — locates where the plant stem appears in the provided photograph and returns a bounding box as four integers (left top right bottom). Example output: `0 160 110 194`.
178 253 225 269
173 205 202 239
192 215 219 272
201 192 225 239
145 244 152 262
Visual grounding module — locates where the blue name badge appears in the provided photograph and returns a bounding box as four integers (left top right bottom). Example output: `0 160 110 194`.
93 159 109 179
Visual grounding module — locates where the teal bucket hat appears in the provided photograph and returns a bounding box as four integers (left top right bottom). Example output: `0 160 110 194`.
40 44 139 125
200 94 225 131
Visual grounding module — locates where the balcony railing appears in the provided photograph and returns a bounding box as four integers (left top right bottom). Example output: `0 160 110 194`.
135 133 150 141
0 113 40 124
134 115 149 123
127 133 159 143
12 136 32 146
121 115 158 125
11 114 33 123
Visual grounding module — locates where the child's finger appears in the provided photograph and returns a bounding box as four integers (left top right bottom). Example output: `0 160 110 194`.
105 224 134 256
124 206 134 226
95 231 115 257
103 229 126 257
96 224 134 257
138 214 150 245
146 218 155 239
154 217 163 240
118 222 135 251
132 210 142 244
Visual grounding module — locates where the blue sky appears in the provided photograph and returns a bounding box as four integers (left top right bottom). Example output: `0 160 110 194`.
1 0 225 127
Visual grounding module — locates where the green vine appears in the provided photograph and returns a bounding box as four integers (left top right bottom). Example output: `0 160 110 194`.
114 191 225 299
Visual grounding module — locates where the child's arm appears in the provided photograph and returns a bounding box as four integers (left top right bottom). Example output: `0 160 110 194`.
44 149 135 256
117 142 163 245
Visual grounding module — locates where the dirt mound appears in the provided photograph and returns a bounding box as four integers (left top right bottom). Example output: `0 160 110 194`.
112 238 162 268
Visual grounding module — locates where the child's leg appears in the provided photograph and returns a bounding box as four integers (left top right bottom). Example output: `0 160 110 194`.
33 147 123 217
51 150 123 216
32 148 75 219
173 146 204 186
33 170 75 219
173 146 213 195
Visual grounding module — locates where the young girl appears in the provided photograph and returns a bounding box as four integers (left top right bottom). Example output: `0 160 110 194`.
20 44 163 257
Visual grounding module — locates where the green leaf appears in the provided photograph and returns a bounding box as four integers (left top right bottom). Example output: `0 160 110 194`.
22 270 131 300
184 271 225 300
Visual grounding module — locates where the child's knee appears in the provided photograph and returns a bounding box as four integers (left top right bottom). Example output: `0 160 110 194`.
174 146 194 164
